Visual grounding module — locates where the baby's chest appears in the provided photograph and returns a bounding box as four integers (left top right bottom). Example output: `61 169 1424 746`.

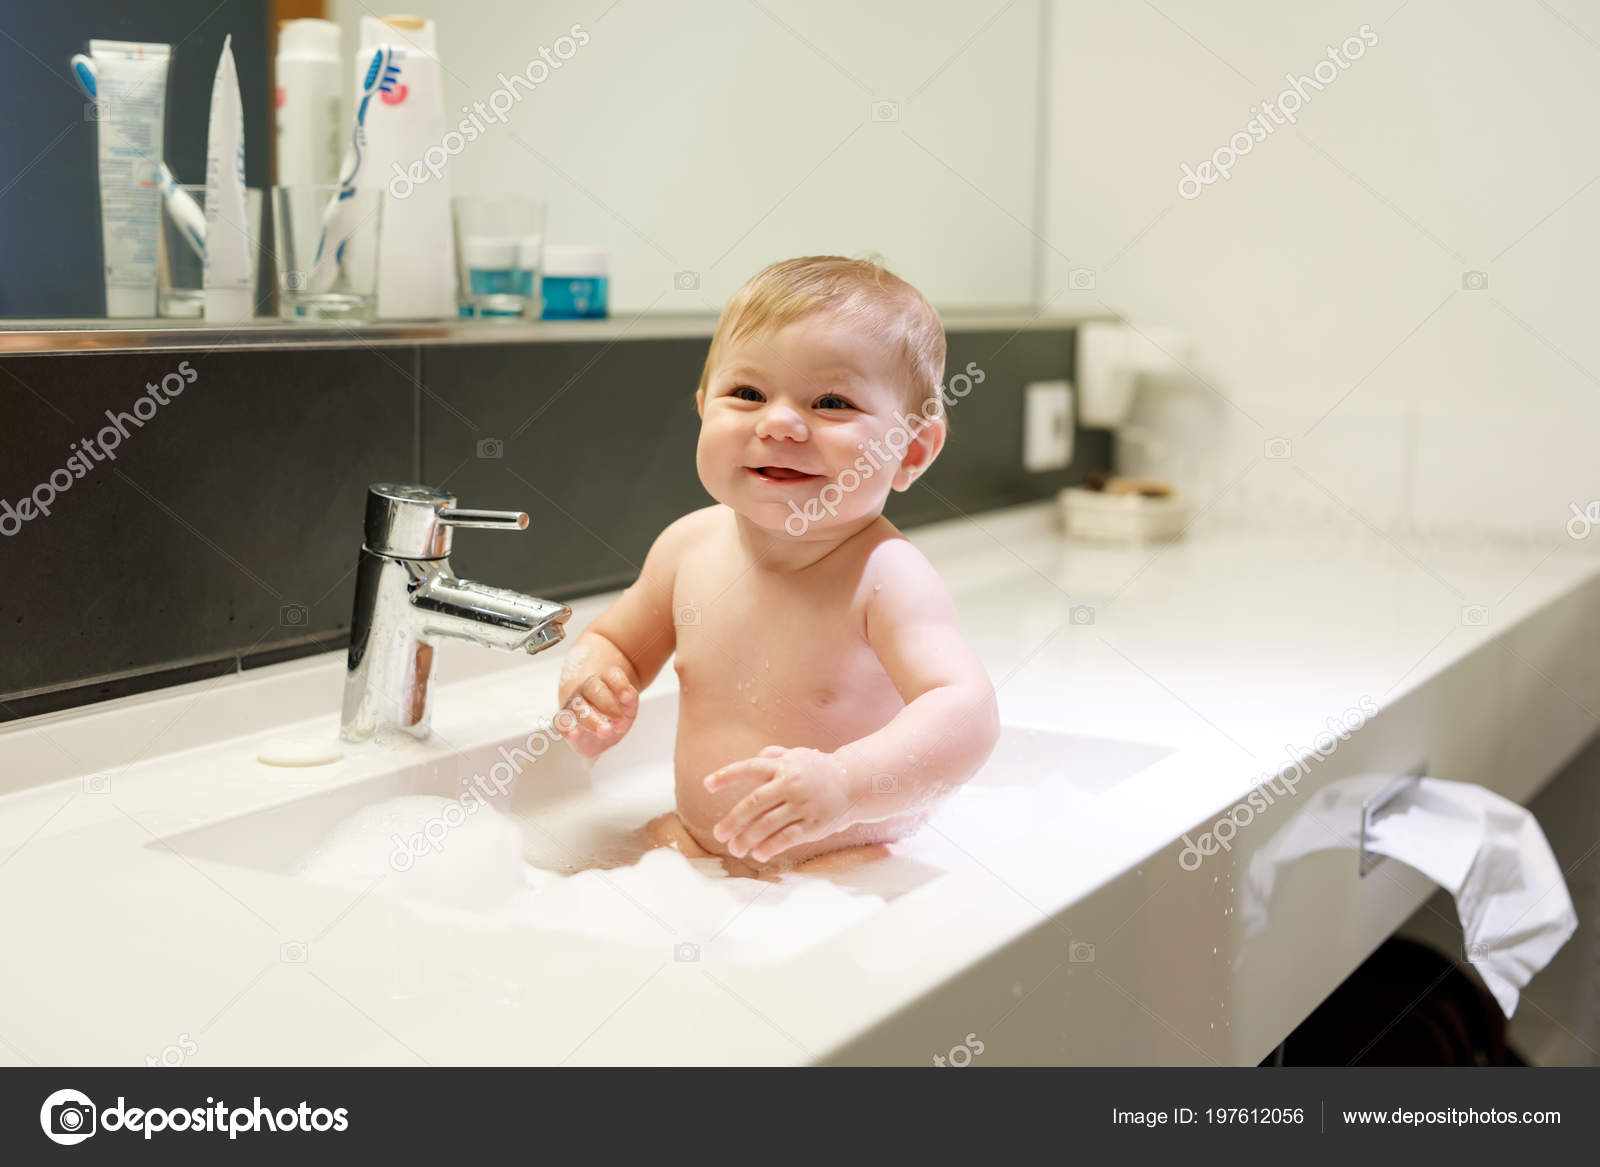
671 575 879 704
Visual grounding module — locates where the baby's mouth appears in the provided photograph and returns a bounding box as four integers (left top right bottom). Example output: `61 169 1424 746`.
747 466 821 484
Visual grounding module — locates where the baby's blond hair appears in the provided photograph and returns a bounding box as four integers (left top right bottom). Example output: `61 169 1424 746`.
696 256 948 426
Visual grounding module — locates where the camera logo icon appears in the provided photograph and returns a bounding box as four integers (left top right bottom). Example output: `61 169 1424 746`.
284 269 309 291
870 99 900 122
279 603 308 627
871 773 897 794
1069 604 1095 626
83 101 103 122
1264 437 1292 460
1567 501 1599 540
40 1089 96 1145
1461 270 1489 291
82 774 111 795
674 270 700 291
1069 268 1096 291
1461 604 1489 627
1069 941 1096 963
674 941 700 962
280 940 308 963
675 602 700 626
476 437 504 460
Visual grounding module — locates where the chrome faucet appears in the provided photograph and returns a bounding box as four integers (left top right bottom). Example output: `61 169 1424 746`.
340 483 571 742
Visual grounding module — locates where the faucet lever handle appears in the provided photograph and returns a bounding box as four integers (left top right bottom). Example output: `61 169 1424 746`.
438 507 529 531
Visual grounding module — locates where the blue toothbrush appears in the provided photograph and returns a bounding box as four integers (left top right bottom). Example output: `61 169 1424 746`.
310 47 401 284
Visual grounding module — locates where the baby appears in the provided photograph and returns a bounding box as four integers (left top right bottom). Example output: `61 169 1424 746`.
554 256 1000 876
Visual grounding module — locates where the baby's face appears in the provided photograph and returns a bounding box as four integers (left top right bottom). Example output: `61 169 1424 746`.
695 313 940 537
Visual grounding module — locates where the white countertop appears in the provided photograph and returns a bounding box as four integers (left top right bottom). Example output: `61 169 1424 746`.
3 502 1597 1066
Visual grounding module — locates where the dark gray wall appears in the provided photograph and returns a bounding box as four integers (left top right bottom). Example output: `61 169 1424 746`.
0 326 1106 719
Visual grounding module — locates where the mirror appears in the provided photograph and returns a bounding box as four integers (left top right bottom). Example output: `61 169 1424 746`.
0 1 1044 325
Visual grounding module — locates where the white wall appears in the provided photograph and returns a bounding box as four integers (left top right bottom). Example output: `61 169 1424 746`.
330 0 1045 313
1042 0 1600 548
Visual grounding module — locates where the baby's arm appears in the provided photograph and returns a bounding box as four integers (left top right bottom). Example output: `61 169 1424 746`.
707 538 1000 860
554 510 700 756
838 540 1001 815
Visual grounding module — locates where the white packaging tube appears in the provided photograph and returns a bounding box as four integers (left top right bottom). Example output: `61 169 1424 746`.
276 19 342 186
203 35 252 321
359 15 456 319
88 40 171 317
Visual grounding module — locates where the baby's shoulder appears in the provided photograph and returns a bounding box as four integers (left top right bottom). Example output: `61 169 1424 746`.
655 505 725 554
855 521 945 597
638 506 726 587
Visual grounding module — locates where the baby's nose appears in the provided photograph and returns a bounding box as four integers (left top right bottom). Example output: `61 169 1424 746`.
754 404 808 441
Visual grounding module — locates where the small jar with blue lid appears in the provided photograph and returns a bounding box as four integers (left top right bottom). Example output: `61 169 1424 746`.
541 245 609 320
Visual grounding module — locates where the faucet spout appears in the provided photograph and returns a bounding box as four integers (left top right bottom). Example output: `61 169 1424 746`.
413 570 571 654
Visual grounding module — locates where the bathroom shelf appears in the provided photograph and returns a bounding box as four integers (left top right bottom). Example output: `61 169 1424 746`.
0 308 1105 357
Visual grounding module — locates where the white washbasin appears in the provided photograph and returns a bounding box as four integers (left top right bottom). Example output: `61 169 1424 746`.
158 690 1171 961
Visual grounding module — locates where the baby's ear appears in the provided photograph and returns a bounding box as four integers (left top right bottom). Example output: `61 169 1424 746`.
891 413 947 491
693 389 704 419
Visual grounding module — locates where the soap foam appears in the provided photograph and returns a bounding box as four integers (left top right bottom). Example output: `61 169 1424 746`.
290 780 1040 964
293 794 893 963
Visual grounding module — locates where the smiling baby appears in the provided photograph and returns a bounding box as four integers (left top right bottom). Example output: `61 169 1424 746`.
554 256 1000 876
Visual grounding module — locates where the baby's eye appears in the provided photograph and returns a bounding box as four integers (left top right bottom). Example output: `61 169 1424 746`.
729 385 764 403
814 394 854 411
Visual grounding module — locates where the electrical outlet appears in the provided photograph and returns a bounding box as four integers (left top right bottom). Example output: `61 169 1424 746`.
1022 381 1074 471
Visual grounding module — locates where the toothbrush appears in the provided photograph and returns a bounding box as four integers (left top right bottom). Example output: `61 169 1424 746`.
71 53 206 256
308 46 401 290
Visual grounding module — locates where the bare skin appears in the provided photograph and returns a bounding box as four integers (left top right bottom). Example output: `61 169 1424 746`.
554 312 1000 876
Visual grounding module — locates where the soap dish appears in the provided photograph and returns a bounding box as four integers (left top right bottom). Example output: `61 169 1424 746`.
1058 485 1190 543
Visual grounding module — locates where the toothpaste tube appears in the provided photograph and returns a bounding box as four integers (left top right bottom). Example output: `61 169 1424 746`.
203 35 252 321
71 52 204 258
86 40 172 316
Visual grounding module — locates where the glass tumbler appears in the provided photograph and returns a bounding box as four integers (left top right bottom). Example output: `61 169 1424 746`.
271 185 384 322
452 196 545 319
158 185 264 318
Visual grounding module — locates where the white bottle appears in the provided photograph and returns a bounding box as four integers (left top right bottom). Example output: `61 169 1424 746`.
358 14 456 319
276 19 342 186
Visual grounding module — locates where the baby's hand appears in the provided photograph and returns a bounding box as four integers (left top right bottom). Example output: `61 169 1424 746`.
554 667 638 758
704 746 857 863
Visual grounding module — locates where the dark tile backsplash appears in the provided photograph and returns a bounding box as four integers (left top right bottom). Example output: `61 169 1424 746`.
0 324 1106 720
